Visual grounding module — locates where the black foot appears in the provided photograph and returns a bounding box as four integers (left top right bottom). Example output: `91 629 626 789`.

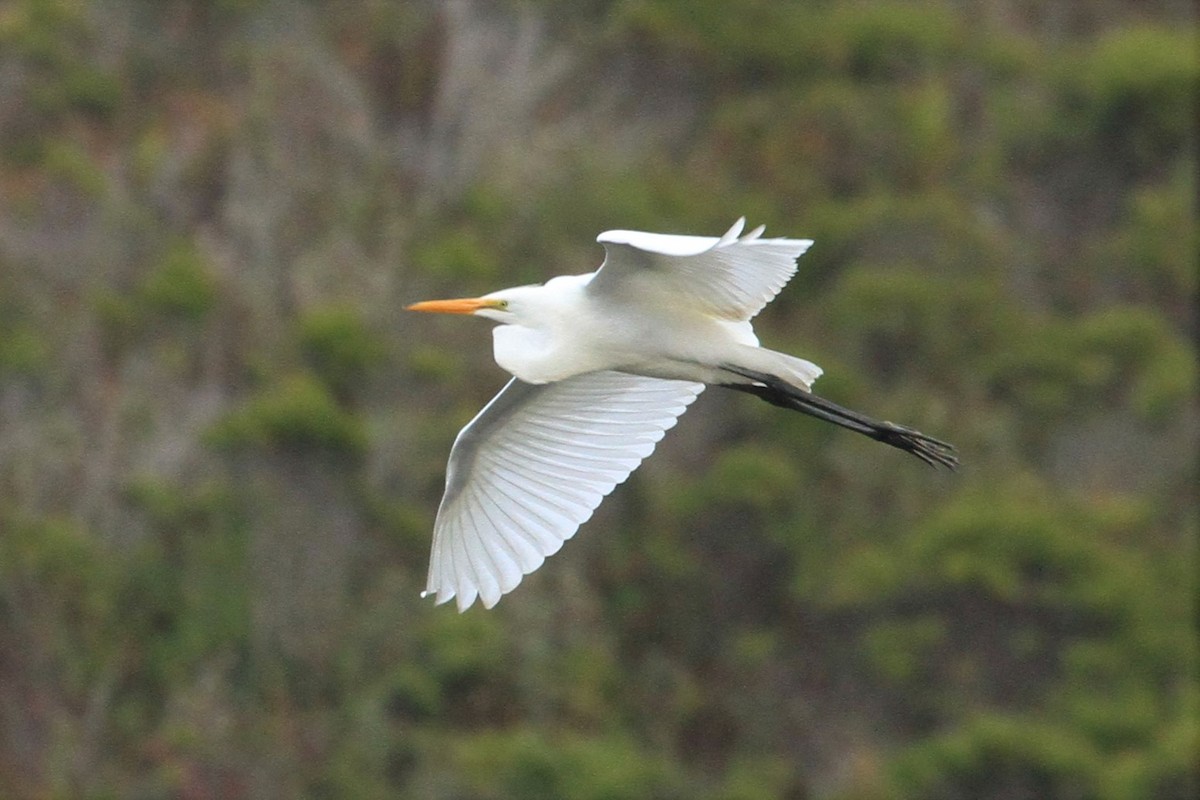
718 364 959 470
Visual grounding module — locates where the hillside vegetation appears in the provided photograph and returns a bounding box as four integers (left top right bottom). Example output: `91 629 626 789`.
0 1 1195 798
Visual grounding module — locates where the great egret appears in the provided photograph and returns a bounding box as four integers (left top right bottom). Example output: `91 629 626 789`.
408 218 956 611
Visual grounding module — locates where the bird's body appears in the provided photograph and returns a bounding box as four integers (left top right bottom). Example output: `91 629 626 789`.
408 219 956 611
491 274 775 385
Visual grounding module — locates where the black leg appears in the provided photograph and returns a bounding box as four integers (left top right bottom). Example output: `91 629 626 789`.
718 364 959 470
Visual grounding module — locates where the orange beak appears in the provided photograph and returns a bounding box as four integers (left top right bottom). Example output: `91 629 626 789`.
405 297 502 315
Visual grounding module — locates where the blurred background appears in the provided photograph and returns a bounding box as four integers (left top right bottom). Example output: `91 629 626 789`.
0 0 1196 798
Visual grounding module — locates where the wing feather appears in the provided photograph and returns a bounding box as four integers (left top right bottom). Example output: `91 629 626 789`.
590 217 813 321
477 484 543 574
424 371 704 610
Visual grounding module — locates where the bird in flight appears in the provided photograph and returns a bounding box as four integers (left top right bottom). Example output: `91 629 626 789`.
408 218 957 610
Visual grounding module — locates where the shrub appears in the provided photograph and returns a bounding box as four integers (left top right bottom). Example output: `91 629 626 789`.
208 373 367 458
297 307 386 399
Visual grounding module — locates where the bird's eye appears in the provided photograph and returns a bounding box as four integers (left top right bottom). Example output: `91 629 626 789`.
497 300 509 309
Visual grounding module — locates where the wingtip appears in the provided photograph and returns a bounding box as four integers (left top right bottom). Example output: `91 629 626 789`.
423 586 469 610
454 586 480 612
718 217 747 246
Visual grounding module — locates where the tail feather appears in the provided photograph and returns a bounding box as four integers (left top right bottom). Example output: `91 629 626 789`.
719 363 958 470
732 346 823 390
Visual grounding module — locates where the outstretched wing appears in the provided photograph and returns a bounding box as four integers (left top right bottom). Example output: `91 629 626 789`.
424 371 704 611
588 217 813 321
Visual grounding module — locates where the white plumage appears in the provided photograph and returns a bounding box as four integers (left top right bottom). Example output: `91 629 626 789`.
427 372 703 610
408 218 956 610
593 218 807 321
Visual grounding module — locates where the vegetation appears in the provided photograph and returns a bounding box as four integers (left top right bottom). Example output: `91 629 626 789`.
0 1 1195 798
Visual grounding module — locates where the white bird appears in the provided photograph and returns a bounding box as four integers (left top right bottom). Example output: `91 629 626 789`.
408 218 956 611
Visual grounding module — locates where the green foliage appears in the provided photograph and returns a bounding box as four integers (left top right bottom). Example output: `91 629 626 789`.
612 0 818 83
830 479 1152 615
886 709 1199 800
824 2 962 81
40 61 122 119
405 342 464 381
0 513 117 688
1074 307 1196 422
0 0 88 66
713 757 795 800
698 444 802 514
92 284 142 361
297 306 386 400
0 513 110 620
40 138 107 196
860 616 946 684
410 610 510 718
1 0 122 120
0 2 1194 798
444 729 685 800
122 480 249 681
139 241 220 322
828 265 1012 390
411 224 504 283
0 324 47 376
800 191 999 291
886 715 1102 800
1100 166 1198 314
823 477 1193 793
89 239 220 365
1000 25 1197 182
0 272 49 377
208 373 367 457
708 84 962 206
986 306 1195 426
1075 26 1199 167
